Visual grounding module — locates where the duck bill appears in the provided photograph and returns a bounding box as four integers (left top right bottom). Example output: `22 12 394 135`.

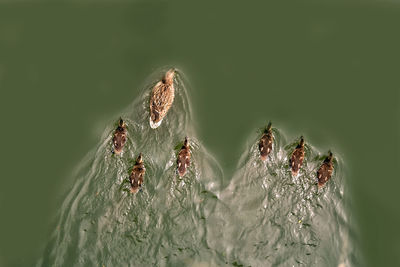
149 117 163 129
260 155 267 161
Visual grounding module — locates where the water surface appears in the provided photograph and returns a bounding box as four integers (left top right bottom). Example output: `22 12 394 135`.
38 70 356 267
1 2 399 266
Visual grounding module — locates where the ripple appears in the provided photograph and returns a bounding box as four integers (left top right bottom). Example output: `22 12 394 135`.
37 69 357 267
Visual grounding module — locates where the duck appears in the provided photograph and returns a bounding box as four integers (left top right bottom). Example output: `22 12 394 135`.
129 153 145 194
149 68 176 129
258 122 273 161
317 151 334 188
177 137 191 177
112 118 127 155
289 136 305 177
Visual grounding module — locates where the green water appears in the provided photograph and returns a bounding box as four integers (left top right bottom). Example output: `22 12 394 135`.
0 1 399 267
34 69 353 266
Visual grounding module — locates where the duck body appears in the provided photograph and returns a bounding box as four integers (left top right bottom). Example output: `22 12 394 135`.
317 152 334 188
290 137 305 177
149 69 175 129
177 137 191 177
258 122 273 161
130 153 145 194
112 119 127 154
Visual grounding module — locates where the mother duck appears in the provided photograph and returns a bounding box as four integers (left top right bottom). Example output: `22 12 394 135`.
149 69 176 128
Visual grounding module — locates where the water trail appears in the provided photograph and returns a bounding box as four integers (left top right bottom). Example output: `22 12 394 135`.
208 127 356 266
37 68 224 267
38 69 356 267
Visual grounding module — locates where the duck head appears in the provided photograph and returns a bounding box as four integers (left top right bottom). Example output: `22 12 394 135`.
183 136 189 148
327 151 333 162
299 136 304 147
265 122 272 133
163 68 175 85
119 118 126 128
136 153 143 164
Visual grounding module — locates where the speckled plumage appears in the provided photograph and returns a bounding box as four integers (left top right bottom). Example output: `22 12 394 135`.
149 69 175 128
130 154 145 194
258 122 273 161
317 152 334 188
177 137 191 177
112 119 127 155
290 137 305 177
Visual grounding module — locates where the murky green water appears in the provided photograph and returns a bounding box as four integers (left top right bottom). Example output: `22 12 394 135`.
0 1 399 267
36 69 355 266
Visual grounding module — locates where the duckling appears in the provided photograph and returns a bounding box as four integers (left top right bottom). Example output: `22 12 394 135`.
258 122 273 161
112 118 127 155
129 153 145 194
149 69 176 128
289 136 305 177
177 137 191 177
317 151 334 188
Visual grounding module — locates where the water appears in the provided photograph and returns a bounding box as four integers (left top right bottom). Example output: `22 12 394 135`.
1 2 399 267
37 70 357 267
38 69 225 266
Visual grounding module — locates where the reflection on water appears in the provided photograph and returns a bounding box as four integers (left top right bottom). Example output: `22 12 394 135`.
37 69 357 267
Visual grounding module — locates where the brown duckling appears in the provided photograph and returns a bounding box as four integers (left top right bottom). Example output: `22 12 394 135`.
149 69 176 128
112 118 127 155
129 153 145 194
317 151 334 188
290 136 305 177
177 137 191 177
258 122 273 161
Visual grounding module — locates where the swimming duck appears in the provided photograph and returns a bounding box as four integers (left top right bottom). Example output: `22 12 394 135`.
317 151 334 188
149 68 176 128
129 153 145 194
177 137 191 177
258 122 273 161
112 118 127 155
289 136 305 177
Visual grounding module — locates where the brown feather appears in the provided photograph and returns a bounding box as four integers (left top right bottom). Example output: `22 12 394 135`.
177 138 191 177
317 154 334 187
258 130 273 161
290 138 305 176
112 122 127 154
149 69 175 128
130 155 145 194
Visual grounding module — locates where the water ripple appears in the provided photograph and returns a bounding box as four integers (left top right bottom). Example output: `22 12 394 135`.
37 69 356 267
